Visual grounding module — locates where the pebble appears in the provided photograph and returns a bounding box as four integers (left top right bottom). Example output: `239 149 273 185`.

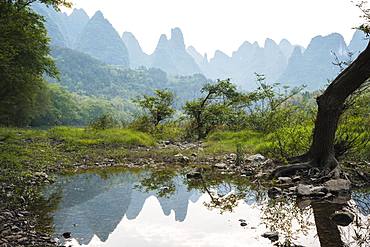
331 211 354 226
62 232 71 239
267 187 282 198
261 231 279 242
174 153 190 163
186 172 202 179
278 177 292 184
214 163 228 169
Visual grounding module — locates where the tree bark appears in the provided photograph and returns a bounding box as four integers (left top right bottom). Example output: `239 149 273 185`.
311 202 345 247
273 40 370 177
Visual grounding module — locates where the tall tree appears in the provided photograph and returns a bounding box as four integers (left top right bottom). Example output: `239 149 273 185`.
0 0 71 126
273 3 370 177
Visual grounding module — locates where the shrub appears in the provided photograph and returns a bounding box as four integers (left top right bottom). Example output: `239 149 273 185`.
88 114 119 130
133 89 175 127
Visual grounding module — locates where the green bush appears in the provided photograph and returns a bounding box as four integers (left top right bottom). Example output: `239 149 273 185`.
205 129 271 154
129 115 156 133
152 122 186 142
88 114 119 130
336 91 370 160
265 125 313 160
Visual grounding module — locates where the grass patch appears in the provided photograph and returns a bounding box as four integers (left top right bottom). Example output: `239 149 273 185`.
48 126 156 147
0 128 63 171
0 127 155 176
205 129 271 154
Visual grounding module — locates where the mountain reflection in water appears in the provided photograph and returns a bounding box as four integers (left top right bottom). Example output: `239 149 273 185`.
45 169 370 247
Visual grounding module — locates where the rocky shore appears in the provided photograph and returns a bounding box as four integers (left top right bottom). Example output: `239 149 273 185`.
0 209 57 247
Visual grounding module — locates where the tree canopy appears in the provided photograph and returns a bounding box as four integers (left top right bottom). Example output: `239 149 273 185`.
134 89 175 127
8 0 71 10
0 0 70 126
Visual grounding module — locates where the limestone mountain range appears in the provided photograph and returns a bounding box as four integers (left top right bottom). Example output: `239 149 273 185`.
33 4 369 90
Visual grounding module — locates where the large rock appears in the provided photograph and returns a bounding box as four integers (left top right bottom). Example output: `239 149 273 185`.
297 184 313 196
324 179 351 193
297 184 327 196
309 186 328 195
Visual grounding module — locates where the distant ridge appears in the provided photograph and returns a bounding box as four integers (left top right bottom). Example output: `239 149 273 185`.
33 5 369 90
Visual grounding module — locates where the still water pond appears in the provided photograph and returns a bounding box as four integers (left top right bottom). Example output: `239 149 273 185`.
44 169 370 247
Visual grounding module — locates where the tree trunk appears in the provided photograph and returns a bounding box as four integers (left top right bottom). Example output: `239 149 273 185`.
308 40 370 169
305 92 344 170
311 202 345 247
273 40 370 177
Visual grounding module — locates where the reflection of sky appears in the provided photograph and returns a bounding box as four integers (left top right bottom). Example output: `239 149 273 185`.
72 195 319 247
352 193 370 216
51 172 370 247
51 173 202 245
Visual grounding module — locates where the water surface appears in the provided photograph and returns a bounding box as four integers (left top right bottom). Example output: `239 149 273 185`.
45 169 370 247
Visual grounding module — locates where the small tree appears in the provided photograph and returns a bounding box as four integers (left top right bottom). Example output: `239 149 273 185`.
134 89 175 127
245 73 305 133
184 79 250 139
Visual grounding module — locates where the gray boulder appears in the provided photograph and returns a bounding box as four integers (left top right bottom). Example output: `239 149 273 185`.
324 179 351 193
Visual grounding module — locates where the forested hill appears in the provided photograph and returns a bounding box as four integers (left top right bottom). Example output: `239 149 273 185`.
49 46 209 106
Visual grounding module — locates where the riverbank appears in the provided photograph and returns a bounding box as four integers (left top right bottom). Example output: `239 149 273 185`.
0 127 369 246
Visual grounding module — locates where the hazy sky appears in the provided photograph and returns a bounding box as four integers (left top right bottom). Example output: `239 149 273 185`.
62 0 364 56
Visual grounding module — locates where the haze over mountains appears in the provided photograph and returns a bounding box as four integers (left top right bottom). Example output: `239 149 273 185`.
34 4 369 90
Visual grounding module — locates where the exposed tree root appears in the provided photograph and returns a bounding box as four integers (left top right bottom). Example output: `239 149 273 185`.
271 154 340 179
286 153 311 163
271 162 313 178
